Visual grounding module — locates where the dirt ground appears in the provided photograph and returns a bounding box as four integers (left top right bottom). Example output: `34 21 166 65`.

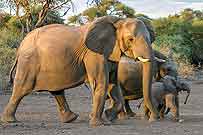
0 81 203 135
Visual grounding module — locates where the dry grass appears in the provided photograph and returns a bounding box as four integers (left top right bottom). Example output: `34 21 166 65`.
177 62 195 80
153 45 196 80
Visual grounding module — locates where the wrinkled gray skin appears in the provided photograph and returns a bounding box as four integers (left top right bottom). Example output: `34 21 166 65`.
114 50 178 118
149 75 191 121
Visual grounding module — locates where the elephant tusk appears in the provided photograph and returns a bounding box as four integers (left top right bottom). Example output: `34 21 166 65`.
154 57 166 63
137 57 150 63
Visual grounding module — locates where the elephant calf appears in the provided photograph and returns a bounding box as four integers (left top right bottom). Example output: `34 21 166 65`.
145 75 191 121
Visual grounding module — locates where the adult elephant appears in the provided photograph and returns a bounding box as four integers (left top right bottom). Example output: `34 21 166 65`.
1 16 158 127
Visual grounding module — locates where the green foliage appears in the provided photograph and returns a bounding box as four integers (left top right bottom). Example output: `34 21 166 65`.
6 16 23 31
0 28 22 48
0 28 18 91
0 17 22 90
0 47 16 77
0 13 11 28
67 0 136 24
0 47 15 91
83 7 99 20
152 16 192 36
121 6 135 17
191 20 203 35
153 35 193 62
190 20 203 63
68 15 79 24
45 10 64 24
151 11 203 64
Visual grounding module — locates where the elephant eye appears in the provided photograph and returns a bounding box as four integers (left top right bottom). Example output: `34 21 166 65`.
129 38 134 42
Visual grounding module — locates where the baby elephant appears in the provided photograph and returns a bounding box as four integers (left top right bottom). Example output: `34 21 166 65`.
144 75 191 121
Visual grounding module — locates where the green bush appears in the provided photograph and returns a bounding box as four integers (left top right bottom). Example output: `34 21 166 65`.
0 28 22 48
0 47 16 91
153 34 193 63
0 28 20 91
0 47 16 76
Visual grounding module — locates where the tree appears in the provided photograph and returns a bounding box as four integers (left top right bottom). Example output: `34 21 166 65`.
152 9 203 64
180 8 194 21
67 0 135 24
4 0 73 32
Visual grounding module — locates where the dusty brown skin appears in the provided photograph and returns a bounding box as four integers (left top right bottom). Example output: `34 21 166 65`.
148 75 191 121
1 16 158 127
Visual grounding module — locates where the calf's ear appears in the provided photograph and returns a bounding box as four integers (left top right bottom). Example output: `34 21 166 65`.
162 78 176 92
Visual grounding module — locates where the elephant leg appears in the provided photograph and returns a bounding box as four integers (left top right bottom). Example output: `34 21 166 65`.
171 96 179 121
143 104 150 120
106 83 126 121
125 100 136 117
165 94 179 121
50 91 78 123
1 85 31 123
159 104 166 120
83 52 108 127
1 58 35 123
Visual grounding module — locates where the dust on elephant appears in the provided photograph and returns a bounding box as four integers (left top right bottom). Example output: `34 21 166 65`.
111 50 178 118
1 16 158 127
149 75 191 121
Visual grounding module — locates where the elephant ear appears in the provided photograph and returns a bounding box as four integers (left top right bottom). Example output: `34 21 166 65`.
154 50 168 81
136 17 155 43
85 16 122 62
176 79 191 92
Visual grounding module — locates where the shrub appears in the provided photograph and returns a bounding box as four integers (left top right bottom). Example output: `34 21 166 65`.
0 28 20 91
0 47 16 91
153 34 193 63
153 45 195 80
0 28 22 48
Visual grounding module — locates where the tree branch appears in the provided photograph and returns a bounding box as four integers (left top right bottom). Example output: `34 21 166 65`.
35 0 50 28
60 7 71 17
51 0 71 10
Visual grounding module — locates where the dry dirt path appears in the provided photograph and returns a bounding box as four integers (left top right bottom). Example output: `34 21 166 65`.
0 82 203 135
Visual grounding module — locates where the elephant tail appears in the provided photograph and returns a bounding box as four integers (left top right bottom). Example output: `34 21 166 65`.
9 57 18 84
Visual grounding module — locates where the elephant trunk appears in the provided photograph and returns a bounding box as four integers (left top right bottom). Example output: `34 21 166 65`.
182 82 191 104
184 91 190 104
142 61 158 118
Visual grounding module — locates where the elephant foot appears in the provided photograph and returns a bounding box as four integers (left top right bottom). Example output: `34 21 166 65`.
178 119 184 123
118 111 128 120
59 111 78 123
1 113 18 123
149 115 158 122
160 116 164 120
172 117 181 122
89 118 105 127
105 108 117 121
141 115 149 120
